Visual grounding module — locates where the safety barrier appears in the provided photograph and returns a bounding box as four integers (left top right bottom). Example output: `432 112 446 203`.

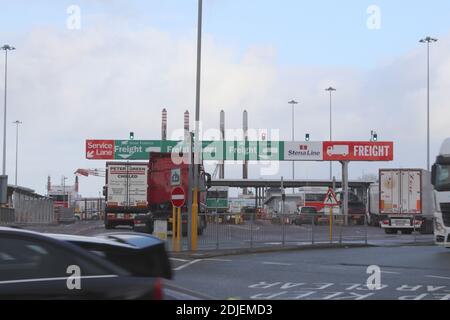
168 212 434 251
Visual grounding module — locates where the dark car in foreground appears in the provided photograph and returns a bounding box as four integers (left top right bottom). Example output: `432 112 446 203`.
0 227 172 299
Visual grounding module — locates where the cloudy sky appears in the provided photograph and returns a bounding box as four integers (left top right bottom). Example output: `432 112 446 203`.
1 0 450 196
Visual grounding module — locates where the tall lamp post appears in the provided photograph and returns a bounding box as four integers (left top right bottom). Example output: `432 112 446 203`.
12 120 21 186
1 45 15 178
288 100 299 193
191 0 203 251
325 87 336 180
419 36 437 171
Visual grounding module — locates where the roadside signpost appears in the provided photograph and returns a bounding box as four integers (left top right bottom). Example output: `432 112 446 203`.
171 187 185 252
323 188 339 243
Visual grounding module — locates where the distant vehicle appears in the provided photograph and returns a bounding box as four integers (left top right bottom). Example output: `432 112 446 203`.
293 206 318 225
369 169 435 234
0 227 172 299
432 138 450 248
75 211 99 221
241 206 257 220
326 145 349 157
206 187 229 213
335 189 366 225
297 187 329 213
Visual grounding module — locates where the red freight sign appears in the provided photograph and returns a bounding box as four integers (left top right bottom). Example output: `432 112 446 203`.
171 187 186 208
323 141 393 161
86 140 115 159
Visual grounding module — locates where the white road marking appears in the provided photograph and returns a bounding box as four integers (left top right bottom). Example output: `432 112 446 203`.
203 258 232 262
425 275 450 280
172 258 232 271
381 271 400 274
262 262 293 266
173 259 202 271
229 225 261 231
170 258 189 262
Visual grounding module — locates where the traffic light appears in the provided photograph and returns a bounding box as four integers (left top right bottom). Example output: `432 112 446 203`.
305 133 310 141
130 132 134 140
371 130 378 142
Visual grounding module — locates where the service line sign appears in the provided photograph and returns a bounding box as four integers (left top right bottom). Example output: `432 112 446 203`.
86 140 115 159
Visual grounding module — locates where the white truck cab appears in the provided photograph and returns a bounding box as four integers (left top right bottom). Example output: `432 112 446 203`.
432 138 450 248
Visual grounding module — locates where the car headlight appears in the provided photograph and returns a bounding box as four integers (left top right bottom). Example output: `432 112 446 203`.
435 220 446 233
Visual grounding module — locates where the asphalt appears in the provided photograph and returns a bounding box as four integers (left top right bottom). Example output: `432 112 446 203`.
16 220 444 300
168 245 450 300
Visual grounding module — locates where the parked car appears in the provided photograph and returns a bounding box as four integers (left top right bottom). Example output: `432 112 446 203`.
0 227 172 299
294 206 318 225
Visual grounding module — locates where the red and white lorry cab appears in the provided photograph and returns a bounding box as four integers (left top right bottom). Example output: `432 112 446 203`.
139 152 210 236
432 138 450 248
103 153 211 236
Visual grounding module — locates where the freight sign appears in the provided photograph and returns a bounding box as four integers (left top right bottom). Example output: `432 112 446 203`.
323 141 393 161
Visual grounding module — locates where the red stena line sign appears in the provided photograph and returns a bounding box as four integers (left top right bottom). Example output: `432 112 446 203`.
86 140 115 160
323 141 394 161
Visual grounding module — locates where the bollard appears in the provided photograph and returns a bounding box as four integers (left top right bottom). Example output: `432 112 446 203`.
250 211 254 248
216 210 219 250
364 214 368 245
172 206 176 252
311 214 315 245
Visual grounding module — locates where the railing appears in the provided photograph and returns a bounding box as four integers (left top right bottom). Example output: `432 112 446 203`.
0 207 15 225
168 212 434 252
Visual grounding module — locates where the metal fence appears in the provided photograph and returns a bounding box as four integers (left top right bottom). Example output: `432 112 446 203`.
0 207 15 225
13 198 55 225
168 213 434 252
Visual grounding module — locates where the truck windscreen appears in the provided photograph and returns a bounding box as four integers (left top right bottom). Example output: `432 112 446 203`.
435 164 450 191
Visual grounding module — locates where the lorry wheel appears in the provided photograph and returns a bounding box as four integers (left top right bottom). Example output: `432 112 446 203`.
105 223 114 230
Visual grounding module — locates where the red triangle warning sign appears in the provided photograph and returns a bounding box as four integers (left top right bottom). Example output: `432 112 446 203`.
323 188 339 206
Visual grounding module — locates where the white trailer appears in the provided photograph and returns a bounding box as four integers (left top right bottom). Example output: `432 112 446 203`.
376 169 434 234
104 162 149 229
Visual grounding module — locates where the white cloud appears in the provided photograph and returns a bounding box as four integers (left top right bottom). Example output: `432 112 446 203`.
3 15 450 196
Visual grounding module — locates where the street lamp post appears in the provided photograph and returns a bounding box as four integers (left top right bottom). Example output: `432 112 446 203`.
419 36 437 171
325 87 336 180
191 0 203 251
62 176 67 208
1 45 15 177
288 99 298 193
12 120 22 186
